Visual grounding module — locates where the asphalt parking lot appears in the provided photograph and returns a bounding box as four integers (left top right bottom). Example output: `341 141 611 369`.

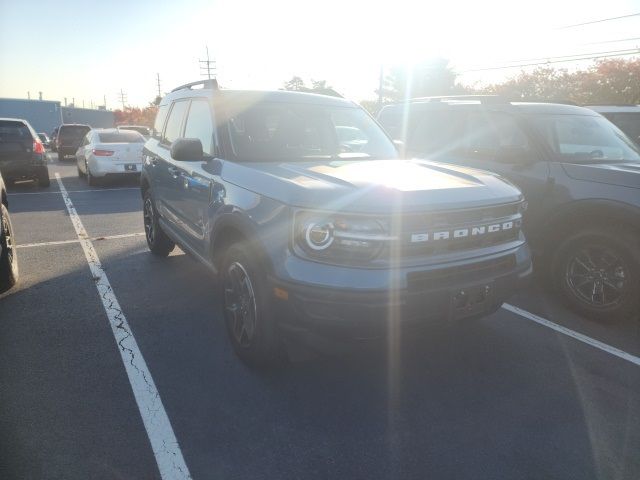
1 153 639 480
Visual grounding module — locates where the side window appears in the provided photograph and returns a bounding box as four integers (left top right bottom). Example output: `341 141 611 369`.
183 100 214 155
153 105 169 138
407 110 460 158
462 112 530 161
378 107 402 140
82 133 91 146
161 101 189 145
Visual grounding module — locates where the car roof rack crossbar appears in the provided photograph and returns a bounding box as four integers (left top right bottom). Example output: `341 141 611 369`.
171 79 219 93
411 95 507 104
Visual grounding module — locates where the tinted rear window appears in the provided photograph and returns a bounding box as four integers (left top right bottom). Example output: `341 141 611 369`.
98 132 145 143
0 121 31 140
119 126 150 136
59 126 91 138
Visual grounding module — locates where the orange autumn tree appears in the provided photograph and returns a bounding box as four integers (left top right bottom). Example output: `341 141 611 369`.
113 103 158 127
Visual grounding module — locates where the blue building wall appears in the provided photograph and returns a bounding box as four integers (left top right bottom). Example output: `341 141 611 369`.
0 98 116 134
61 107 115 128
0 98 62 134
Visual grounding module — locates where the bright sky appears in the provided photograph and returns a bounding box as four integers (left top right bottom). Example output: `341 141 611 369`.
1 0 639 108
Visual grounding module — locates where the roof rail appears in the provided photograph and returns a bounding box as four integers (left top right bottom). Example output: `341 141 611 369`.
171 79 219 93
411 95 508 104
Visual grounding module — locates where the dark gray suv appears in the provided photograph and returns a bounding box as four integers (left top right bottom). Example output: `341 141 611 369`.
379 97 640 320
141 81 532 366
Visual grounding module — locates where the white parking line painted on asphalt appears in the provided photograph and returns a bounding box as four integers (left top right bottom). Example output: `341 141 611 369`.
54 174 191 480
502 303 640 367
17 232 145 249
8 187 138 195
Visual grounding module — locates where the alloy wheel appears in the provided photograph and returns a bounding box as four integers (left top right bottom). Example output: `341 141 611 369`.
143 198 155 244
565 244 627 308
224 262 257 347
1 214 14 267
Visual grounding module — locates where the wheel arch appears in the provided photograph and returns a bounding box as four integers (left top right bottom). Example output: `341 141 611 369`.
209 213 273 274
541 199 640 252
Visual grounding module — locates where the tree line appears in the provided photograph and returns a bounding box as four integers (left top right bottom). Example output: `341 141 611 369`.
284 57 640 115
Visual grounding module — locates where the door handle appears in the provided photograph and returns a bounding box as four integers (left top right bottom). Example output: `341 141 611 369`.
167 166 180 178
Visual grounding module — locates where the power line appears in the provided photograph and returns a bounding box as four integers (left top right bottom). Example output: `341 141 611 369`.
558 12 640 29
583 36 640 46
463 48 640 72
156 73 162 98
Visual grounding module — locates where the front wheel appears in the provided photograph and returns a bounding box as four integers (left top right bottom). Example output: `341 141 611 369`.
143 191 175 257
552 228 639 320
221 242 282 368
0 203 19 293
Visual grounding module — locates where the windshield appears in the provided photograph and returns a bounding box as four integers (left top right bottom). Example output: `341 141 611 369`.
227 102 397 161
601 112 640 144
99 131 145 143
119 126 150 136
530 114 640 162
60 126 91 139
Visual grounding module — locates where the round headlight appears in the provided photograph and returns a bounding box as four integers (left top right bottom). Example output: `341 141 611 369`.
305 222 334 250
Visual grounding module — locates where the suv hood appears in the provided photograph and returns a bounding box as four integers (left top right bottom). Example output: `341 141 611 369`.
562 162 640 189
221 159 523 213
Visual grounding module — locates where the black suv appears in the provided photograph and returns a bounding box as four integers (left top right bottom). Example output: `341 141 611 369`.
0 171 18 293
141 81 531 366
378 96 640 319
0 118 50 187
56 124 91 160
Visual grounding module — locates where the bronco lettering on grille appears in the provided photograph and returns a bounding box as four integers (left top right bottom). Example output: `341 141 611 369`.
410 221 517 243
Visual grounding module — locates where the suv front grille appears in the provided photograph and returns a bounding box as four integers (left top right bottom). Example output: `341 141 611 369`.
398 203 522 257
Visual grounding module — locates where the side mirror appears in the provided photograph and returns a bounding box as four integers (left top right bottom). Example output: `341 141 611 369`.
170 138 203 161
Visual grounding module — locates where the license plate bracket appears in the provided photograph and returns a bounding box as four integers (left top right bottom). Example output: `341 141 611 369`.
125 164 137 172
451 283 493 319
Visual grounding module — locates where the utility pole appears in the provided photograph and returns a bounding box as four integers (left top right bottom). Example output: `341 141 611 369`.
27 91 31 100
72 97 75 107
64 97 67 106
156 73 162 98
103 95 107 109
118 89 127 110
199 46 216 80
39 91 43 101
82 100 85 108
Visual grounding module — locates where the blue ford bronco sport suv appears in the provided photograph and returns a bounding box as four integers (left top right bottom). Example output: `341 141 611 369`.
378 97 640 321
141 81 531 366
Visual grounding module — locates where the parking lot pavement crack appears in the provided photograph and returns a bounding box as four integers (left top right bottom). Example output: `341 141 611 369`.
54 173 192 480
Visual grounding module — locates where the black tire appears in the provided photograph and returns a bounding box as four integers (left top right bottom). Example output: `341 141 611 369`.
552 228 640 320
221 242 282 368
86 162 100 186
0 203 19 293
37 168 50 187
142 191 175 257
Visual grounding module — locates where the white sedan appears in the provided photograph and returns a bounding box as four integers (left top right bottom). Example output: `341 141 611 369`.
75 129 145 185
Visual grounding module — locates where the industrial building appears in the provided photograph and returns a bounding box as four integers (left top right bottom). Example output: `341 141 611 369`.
0 98 115 134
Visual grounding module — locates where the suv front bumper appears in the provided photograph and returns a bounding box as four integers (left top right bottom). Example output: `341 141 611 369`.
271 243 532 344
